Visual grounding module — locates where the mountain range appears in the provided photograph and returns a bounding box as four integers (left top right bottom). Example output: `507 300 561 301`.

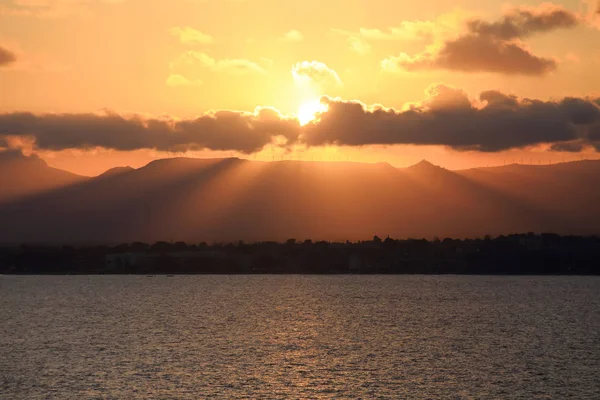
1 149 599 244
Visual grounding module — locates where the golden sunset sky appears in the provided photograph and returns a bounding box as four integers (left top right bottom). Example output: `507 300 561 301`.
1 0 600 175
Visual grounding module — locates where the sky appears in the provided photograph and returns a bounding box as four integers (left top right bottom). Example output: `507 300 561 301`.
1 0 600 175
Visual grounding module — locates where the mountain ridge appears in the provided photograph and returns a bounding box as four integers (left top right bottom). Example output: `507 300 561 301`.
0 150 87 202
1 151 599 243
38 154 600 178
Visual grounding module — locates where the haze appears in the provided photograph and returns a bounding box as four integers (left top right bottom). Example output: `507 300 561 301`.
1 0 600 242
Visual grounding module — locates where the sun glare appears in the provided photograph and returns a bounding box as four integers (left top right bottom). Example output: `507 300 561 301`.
297 98 328 126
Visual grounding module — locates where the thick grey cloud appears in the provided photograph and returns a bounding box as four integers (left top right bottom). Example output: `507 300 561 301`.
0 108 301 153
301 85 600 152
549 141 585 152
0 46 17 66
402 35 556 75
384 4 579 76
1 86 599 153
467 5 579 39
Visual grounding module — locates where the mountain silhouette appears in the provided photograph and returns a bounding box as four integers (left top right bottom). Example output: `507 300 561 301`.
96 166 135 179
404 159 444 174
0 150 86 202
0 154 599 244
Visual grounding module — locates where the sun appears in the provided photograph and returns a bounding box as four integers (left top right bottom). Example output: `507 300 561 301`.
297 98 328 126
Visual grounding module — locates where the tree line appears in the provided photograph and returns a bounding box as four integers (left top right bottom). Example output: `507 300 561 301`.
0 233 598 275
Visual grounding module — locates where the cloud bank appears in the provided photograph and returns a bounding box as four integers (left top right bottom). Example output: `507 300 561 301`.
0 108 300 154
383 4 580 75
303 86 600 151
1 85 599 153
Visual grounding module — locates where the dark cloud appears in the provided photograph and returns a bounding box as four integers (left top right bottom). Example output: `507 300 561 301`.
301 85 600 152
0 108 301 153
558 97 600 124
479 90 519 108
0 45 17 66
549 141 585 152
385 4 579 75
467 5 579 39
399 35 556 75
1 87 599 154
589 123 600 140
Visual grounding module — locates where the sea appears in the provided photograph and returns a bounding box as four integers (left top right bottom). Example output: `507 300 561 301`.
1 275 599 399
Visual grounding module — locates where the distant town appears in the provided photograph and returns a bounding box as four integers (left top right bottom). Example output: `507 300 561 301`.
1 233 599 275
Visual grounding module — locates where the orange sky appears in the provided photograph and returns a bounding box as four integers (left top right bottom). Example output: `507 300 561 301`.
1 0 600 175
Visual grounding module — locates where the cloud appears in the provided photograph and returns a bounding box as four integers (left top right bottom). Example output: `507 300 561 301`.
331 10 468 57
301 84 600 152
166 74 203 87
0 107 301 154
384 35 556 75
169 26 214 45
586 0 600 28
347 36 371 55
549 141 586 152
330 30 372 55
333 12 465 43
357 23 436 41
170 50 215 69
0 45 17 66
2 85 599 154
170 51 266 75
292 61 342 88
466 4 579 39
383 4 580 76
279 30 304 43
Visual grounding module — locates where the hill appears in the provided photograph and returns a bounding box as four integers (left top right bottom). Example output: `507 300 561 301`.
0 150 87 202
0 155 599 243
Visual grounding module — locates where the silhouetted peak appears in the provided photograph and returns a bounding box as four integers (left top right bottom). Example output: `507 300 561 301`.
415 159 435 167
97 166 135 178
405 159 444 173
374 161 394 169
